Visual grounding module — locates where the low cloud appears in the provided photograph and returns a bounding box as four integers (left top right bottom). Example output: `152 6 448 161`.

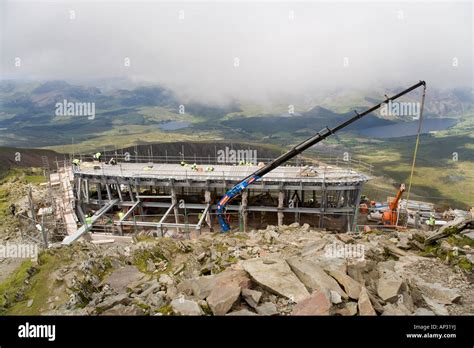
1 1 472 104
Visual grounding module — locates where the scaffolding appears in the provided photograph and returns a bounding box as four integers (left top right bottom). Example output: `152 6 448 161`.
61 156 369 244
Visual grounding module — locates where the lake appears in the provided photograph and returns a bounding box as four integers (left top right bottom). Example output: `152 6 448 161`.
358 118 458 138
158 121 190 130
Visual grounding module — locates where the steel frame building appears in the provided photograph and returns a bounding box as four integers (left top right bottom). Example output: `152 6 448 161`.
63 160 369 244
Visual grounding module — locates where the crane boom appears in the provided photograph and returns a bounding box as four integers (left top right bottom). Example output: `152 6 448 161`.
217 80 426 232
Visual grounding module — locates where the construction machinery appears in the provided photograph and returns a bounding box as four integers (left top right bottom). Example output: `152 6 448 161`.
217 81 427 232
382 184 405 225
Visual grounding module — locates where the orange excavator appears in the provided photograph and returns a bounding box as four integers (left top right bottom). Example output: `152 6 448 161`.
382 184 405 225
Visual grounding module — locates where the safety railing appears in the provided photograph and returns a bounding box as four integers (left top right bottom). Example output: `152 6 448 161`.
60 152 373 173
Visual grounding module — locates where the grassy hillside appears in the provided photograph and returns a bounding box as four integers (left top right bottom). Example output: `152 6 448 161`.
349 132 473 209
0 147 59 177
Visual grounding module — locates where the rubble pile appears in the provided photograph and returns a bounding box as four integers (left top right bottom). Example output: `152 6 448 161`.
4 217 471 316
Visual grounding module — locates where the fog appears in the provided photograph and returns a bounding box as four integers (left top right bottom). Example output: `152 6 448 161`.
1 0 472 104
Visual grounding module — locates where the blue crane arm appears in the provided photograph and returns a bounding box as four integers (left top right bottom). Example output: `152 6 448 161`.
216 174 260 232
216 81 426 232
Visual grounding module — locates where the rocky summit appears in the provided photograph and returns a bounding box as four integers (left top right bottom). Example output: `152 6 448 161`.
0 219 473 316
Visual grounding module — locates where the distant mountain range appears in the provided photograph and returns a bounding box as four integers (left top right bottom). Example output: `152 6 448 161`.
0 79 471 148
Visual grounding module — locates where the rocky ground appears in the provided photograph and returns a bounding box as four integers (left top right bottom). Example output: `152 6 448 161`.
1 217 472 316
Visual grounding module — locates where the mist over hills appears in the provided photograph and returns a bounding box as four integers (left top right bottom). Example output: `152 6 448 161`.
0 79 472 148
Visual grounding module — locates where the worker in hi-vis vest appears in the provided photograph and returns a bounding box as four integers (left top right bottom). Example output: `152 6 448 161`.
428 214 436 231
85 214 93 226
93 152 102 162
72 158 81 173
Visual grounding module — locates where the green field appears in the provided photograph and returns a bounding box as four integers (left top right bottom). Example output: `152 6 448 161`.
347 115 474 208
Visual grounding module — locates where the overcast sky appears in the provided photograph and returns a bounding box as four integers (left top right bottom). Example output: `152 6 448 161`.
1 0 472 104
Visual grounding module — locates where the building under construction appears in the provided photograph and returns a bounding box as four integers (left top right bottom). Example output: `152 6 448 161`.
60 152 370 244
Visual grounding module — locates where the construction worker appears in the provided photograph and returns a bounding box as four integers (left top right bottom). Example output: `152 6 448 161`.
72 158 81 173
428 214 436 231
180 160 187 167
117 211 125 220
93 152 102 162
206 166 214 172
191 163 198 171
85 214 93 227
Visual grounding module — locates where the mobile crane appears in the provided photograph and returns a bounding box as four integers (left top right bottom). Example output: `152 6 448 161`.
217 81 426 232
382 183 406 226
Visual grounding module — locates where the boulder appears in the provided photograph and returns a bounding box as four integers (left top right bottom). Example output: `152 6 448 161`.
327 270 361 300
422 295 449 315
313 256 347 274
286 257 347 300
96 294 131 312
171 298 204 316
413 307 435 316
242 288 262 309
190 269 250 300
381 242 408 257
242 257 309 303
413 280 461 305
191 275 216 300
101 304 145 316
301 239 328 257
105 265 146 293
409 240 426 251
335 302 358 316
347 259 377 286
329 290 342 304
176 279 194 296
226 309 258 316
207 282 241 315
381 303 412 315
337 234 354 244
366 288 385 314
158 274 174 286
396 237 411 250
440 240 453 253
146 292 165 308
358 287 376 316
291 291 331 315
165 286 178 301
377 275 403 302
139 280 161 298
256 302 278 316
